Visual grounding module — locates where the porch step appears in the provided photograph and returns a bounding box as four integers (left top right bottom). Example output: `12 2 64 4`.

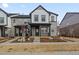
33 37 40 42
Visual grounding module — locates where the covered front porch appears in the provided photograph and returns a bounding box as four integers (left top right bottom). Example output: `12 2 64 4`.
14 25 28 36
30 23 51 36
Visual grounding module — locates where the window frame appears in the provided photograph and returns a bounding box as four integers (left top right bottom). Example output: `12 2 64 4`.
34 15 39 22
51 16 55 22
41 26 49 35
0 17 4 23
41 15 46 22
13 19 15 23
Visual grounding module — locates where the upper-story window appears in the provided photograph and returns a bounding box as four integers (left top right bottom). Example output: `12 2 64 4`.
0 17 4 23
13 19 15 23
41 15 46 22
51 16 55 22
34 15 38 22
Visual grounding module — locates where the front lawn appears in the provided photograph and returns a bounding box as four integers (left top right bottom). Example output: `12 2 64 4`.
0 43 79 52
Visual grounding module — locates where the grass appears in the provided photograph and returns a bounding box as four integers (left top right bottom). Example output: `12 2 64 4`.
0 43 79 52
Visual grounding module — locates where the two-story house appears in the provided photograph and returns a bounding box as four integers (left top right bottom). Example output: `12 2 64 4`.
29 5 58 36
0 5 58 37
11 15 30 36
0 8 8 37
0 8 18 37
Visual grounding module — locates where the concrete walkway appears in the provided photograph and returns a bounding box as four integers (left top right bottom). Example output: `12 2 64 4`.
0 37 19 44
33 37 40 43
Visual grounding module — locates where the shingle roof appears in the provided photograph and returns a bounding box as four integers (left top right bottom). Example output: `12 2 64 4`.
11 15 30 18
60 12 79 28
48 11 58 16
7 13 19 16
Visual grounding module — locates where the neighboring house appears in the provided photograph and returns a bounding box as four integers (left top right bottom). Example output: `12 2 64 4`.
0 8 19 37
0 8 8 37
0 5 58 37
11 15 30 36
60 12 79 37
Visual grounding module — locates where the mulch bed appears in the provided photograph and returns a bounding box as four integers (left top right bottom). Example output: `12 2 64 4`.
40 36 75 42
40 36 68 42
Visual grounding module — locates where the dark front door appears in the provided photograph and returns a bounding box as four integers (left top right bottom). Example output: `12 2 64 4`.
35 27 39 36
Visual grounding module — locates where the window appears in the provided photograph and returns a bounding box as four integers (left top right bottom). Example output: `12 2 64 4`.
41 28 47 33
41 26 49 35
51 16 55 21
52 29 54 32
0 17 4 23
41 15 46 22
34 15 38 22
13 19 15 23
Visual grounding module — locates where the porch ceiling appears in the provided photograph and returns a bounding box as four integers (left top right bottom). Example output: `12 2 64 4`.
29 23 51 26
29 23 50 25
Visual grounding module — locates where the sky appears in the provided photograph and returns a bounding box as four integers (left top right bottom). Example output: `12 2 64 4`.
0 3 79 24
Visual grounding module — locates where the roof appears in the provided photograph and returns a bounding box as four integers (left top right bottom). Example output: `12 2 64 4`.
0 8 19 17
48 11 58 16
11 15 30 18
60 12 79 28
0 8 8 15
30 5 58 16
29 23 51 26
7 13 19 16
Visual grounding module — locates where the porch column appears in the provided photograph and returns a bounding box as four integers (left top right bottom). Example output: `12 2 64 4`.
3 27 5 37
39 25 41 36
32 27 35 36
0 28 1 37
2 27 5 37
49 25 51 36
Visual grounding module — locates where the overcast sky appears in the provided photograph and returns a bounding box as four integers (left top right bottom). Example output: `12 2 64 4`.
0 3 79 24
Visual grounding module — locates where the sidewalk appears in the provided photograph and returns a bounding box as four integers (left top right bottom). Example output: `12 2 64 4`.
0 51 79 55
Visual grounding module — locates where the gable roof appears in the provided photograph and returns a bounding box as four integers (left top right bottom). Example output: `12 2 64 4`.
60 12 79 28
0 8 19 17
11 15 30 18
0 8 8 15
30 5 58 16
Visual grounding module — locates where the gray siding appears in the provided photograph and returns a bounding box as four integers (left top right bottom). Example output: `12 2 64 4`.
60 13 79 28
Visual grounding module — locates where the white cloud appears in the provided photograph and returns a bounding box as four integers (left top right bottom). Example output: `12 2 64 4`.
2 3 8 8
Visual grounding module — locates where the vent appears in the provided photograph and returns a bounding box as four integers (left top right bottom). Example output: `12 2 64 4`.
37 7 42 10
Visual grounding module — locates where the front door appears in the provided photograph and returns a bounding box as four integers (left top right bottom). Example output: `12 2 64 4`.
35 27 39 36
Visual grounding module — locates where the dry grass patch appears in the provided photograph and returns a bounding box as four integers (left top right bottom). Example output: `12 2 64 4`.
0 43 79 52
